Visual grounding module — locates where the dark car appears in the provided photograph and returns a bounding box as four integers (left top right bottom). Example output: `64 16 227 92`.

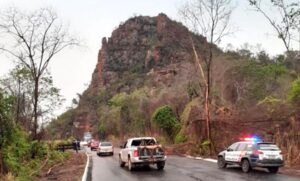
217 137 283 173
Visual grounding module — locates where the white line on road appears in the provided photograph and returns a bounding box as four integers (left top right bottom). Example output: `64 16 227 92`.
185 155 217 163
81 148 90 181
203 158 218 163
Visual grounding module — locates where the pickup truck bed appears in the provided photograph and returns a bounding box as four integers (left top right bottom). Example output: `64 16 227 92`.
119 137 167 171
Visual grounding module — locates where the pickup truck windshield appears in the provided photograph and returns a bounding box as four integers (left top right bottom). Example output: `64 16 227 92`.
131 139 156 146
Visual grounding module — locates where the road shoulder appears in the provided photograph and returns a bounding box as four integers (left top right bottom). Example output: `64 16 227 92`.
36 151 86 181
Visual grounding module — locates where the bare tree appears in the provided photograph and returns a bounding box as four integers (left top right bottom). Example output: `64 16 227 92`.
0 7 78 139
179 0 234 143
249 0 300 52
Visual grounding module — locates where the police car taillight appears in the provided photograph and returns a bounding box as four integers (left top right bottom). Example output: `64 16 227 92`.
253 150 263 155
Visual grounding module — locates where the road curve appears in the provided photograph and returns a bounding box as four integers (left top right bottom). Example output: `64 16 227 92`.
88 148 299 181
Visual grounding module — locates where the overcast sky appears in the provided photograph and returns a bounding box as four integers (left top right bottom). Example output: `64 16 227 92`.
0 0 297 116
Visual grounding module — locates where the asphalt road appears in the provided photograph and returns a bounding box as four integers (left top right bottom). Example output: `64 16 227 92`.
86 148 299 181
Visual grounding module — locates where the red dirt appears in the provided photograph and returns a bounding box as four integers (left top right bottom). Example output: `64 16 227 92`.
280 165 300 178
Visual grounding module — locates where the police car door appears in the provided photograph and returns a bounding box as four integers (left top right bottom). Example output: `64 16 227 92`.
225 143 239 162
234 143 247 162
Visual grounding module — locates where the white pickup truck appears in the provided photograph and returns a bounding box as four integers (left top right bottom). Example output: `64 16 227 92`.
119 137 167 171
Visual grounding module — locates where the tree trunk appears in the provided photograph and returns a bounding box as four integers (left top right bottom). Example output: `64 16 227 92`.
205 42 213 143
16 77 21 123
191 41 212 142
33 77 39 140
205 41 214 155
0 151 3 174
205 83 211 142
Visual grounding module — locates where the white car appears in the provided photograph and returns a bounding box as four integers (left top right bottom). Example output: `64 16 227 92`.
80 140 88 147
97 142 114 156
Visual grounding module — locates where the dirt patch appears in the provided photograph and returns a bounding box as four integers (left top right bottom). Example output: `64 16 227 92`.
280 165 300 178
164 142 195 156
36 152 86 181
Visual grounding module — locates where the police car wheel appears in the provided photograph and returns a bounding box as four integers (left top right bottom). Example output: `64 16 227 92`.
217 156 227 168
241 159 251 173
268 167 279 173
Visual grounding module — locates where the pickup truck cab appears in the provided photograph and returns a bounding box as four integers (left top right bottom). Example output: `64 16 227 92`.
119 137 167 171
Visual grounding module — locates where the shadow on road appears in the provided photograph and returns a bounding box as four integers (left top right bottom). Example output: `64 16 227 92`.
120 165 166 175
225 165 273 174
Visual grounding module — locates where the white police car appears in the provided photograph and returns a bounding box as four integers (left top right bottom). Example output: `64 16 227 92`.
217 137 283 173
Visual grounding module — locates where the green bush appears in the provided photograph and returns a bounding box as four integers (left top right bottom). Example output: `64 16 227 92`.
109 92 128 107
288 78 300 104
175 133 187 144
2 127 33 180
2 128 70 180
194 139 211 156
48 150 70 165
152 105 181 141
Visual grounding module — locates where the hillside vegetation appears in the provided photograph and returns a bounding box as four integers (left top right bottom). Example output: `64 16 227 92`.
48 14 300 165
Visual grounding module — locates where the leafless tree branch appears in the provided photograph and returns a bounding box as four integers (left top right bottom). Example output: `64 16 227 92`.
0 6 79 139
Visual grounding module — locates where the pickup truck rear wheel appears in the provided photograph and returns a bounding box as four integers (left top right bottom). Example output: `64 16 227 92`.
119 155 125 167
157 161 165 170
128 157 134 171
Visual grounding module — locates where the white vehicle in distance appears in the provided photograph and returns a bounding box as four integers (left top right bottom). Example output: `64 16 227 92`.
80 140 88 147
119 137 166 171
97 142 114 156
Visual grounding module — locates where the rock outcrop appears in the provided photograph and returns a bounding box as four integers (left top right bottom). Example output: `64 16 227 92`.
73 13 210 137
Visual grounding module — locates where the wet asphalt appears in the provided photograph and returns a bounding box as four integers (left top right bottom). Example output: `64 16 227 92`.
86 148 299 181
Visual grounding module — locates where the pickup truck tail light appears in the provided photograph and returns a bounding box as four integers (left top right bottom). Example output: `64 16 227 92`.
133 150 139 157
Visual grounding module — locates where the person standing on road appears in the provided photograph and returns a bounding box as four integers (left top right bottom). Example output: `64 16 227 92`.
73 139 78 153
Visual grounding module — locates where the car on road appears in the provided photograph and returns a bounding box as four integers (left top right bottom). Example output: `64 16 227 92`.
80 140 88 147
119 137 167 171
90 140 99 151
217 137 284 173
97 142 114 156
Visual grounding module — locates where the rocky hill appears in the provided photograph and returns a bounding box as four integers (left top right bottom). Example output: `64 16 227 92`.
71 13 211 138
48 13 299 163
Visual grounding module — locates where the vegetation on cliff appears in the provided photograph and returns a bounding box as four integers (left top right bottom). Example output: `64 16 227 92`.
48 13 300 165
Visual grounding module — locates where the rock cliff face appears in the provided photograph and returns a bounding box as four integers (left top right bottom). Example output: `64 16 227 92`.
53 13 278 139
89 13 207 93
74 13 209 137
